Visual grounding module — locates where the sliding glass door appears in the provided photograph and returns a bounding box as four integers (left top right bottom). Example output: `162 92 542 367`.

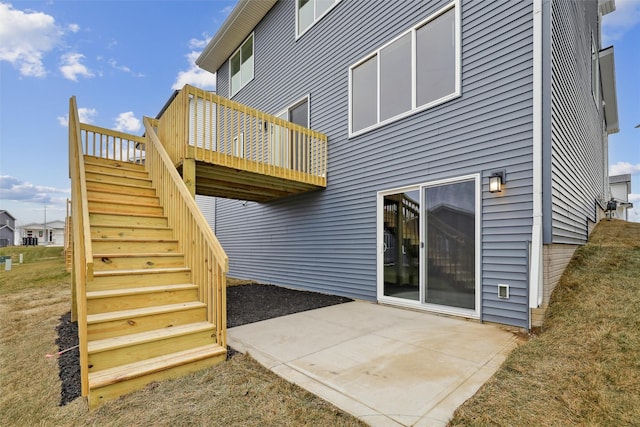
379 176 479 316
423 180 476 310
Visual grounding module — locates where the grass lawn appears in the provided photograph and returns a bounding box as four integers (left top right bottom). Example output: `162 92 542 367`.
1 219 638 426
0 245 363 426
450 219 640 426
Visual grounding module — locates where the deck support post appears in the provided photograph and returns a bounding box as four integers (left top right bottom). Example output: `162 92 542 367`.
182 158 196 198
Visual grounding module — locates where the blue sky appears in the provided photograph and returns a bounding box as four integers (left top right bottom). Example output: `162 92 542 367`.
0 0 639 229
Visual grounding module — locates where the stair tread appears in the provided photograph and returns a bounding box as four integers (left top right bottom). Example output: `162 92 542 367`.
88 197 160 207
87 301 206 324
86 179 153 192
88 344 225 389
84 156 145 167
87 283 197 299
88 321 214 353
93 267 190 277
87 188 158 198
93 252 185 258
92 238 178 243
90 209 164 217
91 224 171 230
90 211 168 219
86 170 151 181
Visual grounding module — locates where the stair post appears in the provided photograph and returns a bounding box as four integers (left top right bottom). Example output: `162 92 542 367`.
182 158 196 198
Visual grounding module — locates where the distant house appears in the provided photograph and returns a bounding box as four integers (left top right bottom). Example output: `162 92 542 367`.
609 174 633 220
22 220 66 246
0 211 16 247
190 0 620 329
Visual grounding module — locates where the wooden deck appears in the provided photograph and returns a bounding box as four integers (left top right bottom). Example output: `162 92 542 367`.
156 85 327 201
179 158 324 202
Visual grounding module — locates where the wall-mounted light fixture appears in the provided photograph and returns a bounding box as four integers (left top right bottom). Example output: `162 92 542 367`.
489 171 506 193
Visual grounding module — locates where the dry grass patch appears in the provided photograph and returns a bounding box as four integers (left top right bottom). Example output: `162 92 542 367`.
0 246 364 427
227 276 258 287
450 220 640 426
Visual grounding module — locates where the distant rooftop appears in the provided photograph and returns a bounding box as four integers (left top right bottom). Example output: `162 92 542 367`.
609 174 631 184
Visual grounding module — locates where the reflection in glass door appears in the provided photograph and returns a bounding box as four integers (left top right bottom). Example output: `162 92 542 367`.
423 180 476 310
379 177 477 313
383 190 420 301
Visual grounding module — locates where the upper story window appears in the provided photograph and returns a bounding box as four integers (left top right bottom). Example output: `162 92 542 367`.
297 0 340 37
230 33 254 97
349 2 460 136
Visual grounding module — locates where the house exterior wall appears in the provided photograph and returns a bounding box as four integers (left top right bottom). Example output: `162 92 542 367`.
196 195 217 232
0 228 14 247
543 0 607 245
22 221 65 246
213 0 537 328
0 211 16 247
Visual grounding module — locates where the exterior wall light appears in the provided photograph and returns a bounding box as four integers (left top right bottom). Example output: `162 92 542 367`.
489 171 505 193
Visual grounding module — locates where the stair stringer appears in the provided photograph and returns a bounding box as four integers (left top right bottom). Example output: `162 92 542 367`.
79 155 227 408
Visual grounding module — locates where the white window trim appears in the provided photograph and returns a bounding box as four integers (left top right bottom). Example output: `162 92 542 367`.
228 33 255 98
348 0 461 138
275 94 311 128
376 173 481 319
295 0 341 40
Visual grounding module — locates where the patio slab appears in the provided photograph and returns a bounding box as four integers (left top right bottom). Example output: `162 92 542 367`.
227 301 519 426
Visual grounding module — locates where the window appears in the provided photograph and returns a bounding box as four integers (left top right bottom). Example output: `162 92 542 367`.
349 2 460 136
297 0 340 37
270 96 309 167
233 133 244 158
229 34 254 97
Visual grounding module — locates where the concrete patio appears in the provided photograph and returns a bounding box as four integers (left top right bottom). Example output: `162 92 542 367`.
227 301 520 426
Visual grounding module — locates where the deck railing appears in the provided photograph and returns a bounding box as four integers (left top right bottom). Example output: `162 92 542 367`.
68 96 94 397
79 123 146 162
143 117 229 347
157 85 327 187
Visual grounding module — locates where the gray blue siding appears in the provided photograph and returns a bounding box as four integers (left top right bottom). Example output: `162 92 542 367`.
214 0 539 328
544 0 606 244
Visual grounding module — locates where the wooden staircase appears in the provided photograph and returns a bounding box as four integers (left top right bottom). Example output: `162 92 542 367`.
82 156 226 407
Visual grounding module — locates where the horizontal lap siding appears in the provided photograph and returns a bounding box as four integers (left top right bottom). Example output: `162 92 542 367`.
215 0 534 327
549 0 605 244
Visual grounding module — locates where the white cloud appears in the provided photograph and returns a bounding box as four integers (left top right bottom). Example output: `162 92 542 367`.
0 2 62 77
189 37 208 49
79 107 98 123
114 112 141 133
602 0 640 44
57 107 97 127
610 162 640 176
107 58 144 77
172 50 216 90
67 23 80 33
59 52 94 81
0 175 69 204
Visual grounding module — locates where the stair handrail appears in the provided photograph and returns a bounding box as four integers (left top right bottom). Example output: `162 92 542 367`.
143 116 229 347
68 96 94 397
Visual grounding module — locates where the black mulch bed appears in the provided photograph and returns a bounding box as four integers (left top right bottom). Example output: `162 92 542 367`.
55 283 352 406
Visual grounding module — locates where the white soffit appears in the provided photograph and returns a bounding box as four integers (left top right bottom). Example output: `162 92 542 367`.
598 0 616 16
196 0 277 74
599 46 619 134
